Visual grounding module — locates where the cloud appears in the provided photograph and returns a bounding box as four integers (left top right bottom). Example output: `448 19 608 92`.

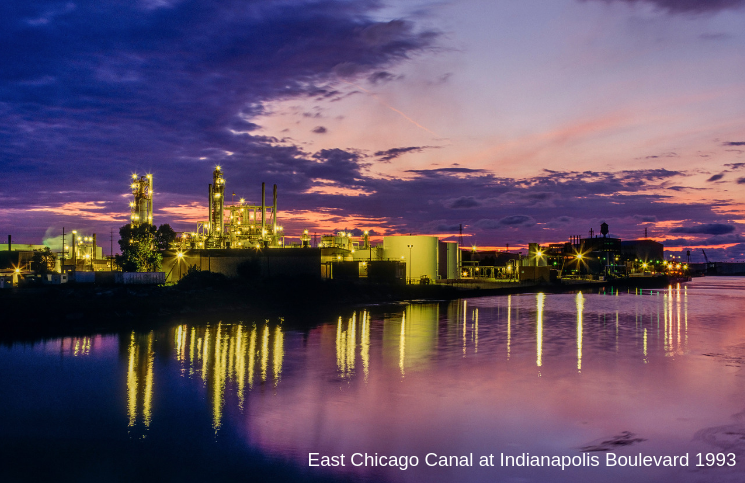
723 141 745 146
707 173 725 182
0 0 439 238
368 71 396 84
584 0 745 14
476 215 536 229
449 196 481 209
633 214 657 222
738 177 745 184
725 163 745 170
405 167 487 175
669 223 736 235
374 146 436 162
312 126 328 134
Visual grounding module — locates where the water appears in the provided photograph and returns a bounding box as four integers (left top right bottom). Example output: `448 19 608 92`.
2 278 745 482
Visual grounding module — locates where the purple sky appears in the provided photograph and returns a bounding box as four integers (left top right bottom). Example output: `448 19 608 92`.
1 0 744 261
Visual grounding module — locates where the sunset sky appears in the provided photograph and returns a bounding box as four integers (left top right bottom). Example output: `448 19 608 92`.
2 0 744 261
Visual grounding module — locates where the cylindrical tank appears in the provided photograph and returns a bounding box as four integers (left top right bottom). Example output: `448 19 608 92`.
383 235 438 282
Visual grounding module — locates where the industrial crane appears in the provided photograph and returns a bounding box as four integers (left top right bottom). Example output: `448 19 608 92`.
701 249 710 264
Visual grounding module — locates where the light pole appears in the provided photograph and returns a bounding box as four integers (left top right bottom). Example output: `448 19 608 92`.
407 244 414 284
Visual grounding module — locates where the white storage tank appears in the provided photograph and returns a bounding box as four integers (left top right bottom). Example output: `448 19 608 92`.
383 235 438 283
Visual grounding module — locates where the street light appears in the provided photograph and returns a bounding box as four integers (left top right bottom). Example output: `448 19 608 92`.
407 244 414 284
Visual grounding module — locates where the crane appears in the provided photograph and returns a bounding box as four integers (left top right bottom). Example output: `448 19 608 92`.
701 249 710 264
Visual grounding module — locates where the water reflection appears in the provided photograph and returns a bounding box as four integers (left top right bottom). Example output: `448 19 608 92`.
122 320 286 435
126 331 154 437
114 284 704 440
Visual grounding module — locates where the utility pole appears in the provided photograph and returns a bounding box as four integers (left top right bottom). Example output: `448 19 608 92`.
110 228 114 270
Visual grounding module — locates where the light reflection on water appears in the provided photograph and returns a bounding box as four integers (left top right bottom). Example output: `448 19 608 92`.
2 278 745 482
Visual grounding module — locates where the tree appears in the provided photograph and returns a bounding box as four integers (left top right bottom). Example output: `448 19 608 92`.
116 223 162 272
31 247 56 275
155 224 177 251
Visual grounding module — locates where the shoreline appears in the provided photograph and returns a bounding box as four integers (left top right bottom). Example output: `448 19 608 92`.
0 276 683 342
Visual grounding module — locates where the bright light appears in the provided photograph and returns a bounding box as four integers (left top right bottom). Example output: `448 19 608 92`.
364 231 368 235
240 198 245 203
536 250 543 257
642 263 648 269
176 252 184 259
576 254 583 260
472 245 477 252
72 230 77 234
216 165 221 170
14 268 20 274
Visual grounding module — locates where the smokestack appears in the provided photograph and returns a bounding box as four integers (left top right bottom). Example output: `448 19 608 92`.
7 235 10 251
272 184 277 240
261 182 266 242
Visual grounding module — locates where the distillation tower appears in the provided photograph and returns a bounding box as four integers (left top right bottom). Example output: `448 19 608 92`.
130 173 153 227
190 167 283 249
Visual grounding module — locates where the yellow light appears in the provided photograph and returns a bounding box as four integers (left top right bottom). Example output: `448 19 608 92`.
85 254 90 259
14 268 20 274
684 264 688 269
364 231 368 235
642 263 648 269
576 254 583 260
472 245 477 251
216 165 221 170
176 252 184 259
72 230 77 234
351 249 355 253
337 255 342 260
536 250 543 257
132 174 137 180
303 229 308 234
147 174 152 178
240 198 245 203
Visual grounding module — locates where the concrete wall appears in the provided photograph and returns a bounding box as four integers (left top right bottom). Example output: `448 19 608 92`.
383 236 438 282
163 248 322 283
114 272 166 285
518 266 551 283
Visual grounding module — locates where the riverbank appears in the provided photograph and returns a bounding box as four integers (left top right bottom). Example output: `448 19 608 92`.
0 275 676 341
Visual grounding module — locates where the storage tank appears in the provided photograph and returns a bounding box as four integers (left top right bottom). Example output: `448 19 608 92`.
383 235 438 283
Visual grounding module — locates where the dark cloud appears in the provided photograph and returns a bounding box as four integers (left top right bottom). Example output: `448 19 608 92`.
669 223 736 235
308 149 366 184
633 214 657 222
738 177 745 184
312 126 328 134
368 71 396 84
707 173 725 182
585 0 745 14
405 167 486 175
449 196 481 209
724 141 745 146
725 163 745 170
700 33 732 40
476 215 536 229
374 145 436 162
0 0 438 238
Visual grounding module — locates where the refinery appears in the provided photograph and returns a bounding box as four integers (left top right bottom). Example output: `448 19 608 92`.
2 166 743 289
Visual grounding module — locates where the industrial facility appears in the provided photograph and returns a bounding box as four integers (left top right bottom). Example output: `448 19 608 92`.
3 165 699 288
